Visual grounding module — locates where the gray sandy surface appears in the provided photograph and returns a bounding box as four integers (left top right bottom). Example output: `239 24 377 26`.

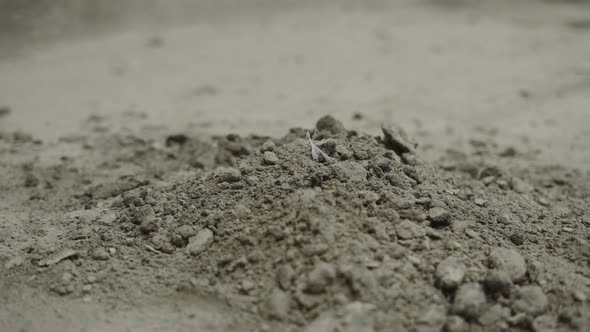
0 1 589 331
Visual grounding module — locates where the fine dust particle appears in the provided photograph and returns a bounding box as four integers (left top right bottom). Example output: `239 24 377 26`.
185 228 214 256
487 247 527 283
38 249 78 267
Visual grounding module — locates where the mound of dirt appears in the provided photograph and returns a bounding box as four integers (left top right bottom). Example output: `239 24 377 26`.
3 116 589 332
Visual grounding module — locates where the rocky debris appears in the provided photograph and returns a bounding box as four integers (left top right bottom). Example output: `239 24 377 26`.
216 167 242 183
487 247 527 283
428 207 451 227
484 269 512 296
435 256 465 290
512 285 548 317
185 229 214 256
38 249 78 267
263 151 279 165
316 115 346 135
17 116 587 332
395 219 426 240
452 283 487 320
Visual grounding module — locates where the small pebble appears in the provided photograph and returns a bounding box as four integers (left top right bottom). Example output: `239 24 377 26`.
304 262 336 294
464 228 479 239
488 247 527 282
216 167 242 183
316 115 346 135
435 256 465 290
185 228 214 256
479 304 510 327
260 141 276 152
395 219 426 240
428 207 451 227
91 247 110 261
510 233 525 245
260 288 290 320
276 265 295 290
444 315 469 332
484 269 512 296
512 285 548 316
263 151 279 165
474 198 486 206
4 256 25 270
532 315 556 332
452 283 487 320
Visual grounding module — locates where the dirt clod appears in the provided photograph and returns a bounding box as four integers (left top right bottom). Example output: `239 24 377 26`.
452 283 487 320
435 256 465 290
487 247 527 283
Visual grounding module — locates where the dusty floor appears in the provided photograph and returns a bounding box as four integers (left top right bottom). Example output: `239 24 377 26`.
0 1 589 331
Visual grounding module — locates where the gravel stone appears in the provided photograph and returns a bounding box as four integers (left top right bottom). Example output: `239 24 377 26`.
452 283 487 320
435 256 466 290
512 285 548 317
185 228 214 256
488 247 527 282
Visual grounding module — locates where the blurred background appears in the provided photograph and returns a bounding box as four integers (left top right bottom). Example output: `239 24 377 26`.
0 0 589 167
